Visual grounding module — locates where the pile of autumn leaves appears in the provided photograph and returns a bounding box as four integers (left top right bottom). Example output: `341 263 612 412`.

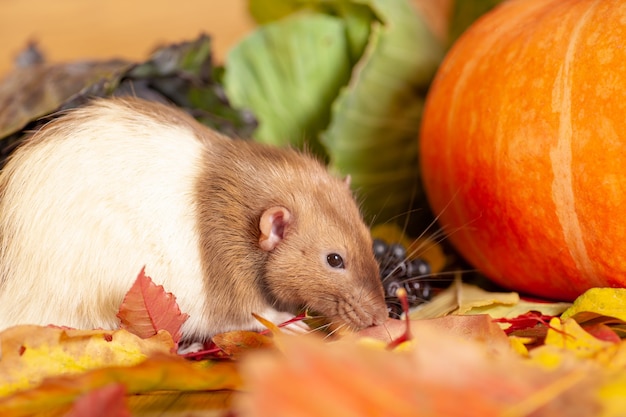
1 271 626 416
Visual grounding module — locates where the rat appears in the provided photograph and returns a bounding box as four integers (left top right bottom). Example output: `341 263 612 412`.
0 97 388 343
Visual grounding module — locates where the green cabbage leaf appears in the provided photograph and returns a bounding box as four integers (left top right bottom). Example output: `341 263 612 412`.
224 0 444 228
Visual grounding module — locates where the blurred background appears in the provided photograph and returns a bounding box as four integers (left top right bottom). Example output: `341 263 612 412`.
0 0 255 75
0 0 454 76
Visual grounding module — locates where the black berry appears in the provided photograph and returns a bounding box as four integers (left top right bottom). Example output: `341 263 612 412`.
373 237 440 316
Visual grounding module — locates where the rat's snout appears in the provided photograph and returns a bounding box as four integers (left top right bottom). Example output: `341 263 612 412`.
348 299 387 330
370 303 389 327
367 268 388 326
366 287 389 327
340 279 388 330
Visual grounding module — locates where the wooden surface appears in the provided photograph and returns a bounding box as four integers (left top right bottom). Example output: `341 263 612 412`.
0 0 255 77
0 0 453 78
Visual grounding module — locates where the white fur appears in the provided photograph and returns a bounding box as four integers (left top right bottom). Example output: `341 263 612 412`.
0 104 211 336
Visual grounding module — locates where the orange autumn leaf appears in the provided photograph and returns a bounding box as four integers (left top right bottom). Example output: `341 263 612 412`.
358 315 511 350
212 331 275 358
236 316 600 417
117 267 189 344
0 354 242 417
0 325 174 396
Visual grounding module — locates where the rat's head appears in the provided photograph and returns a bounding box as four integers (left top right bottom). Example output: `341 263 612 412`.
257 172 388 332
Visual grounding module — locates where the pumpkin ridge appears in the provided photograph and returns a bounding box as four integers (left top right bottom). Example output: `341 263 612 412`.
442 31 503 276
548 1 598 283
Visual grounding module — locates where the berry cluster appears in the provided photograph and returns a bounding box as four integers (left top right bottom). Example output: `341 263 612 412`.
373 238 435 318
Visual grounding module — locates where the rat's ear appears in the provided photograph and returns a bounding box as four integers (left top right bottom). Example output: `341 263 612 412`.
343 174 352 188
259 206 292 251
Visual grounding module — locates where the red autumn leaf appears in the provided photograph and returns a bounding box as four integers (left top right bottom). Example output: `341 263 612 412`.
493 311 558 335
116 267 189 344
582 323 622 344
64 384 130 417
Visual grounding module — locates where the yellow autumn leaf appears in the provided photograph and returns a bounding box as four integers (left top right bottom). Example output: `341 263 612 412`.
0 354 242 417
354 337 389 350
408 281 460 319
561 288 626 322
598 372 626 417
522 318 626 417
530 318 618 370
508 336 531 357
127 391 235 417
466 298 572 319
0 325 174 396
410 280 519 320
544 318 615 358
455 282 520 315
251 312 283 334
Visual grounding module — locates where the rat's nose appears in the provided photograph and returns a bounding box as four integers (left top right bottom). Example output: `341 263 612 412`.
371 306 389 326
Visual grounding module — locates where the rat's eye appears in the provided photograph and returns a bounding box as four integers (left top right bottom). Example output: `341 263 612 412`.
326 253 345 269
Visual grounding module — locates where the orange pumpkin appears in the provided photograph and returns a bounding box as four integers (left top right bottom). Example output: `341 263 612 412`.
419 0 626 300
